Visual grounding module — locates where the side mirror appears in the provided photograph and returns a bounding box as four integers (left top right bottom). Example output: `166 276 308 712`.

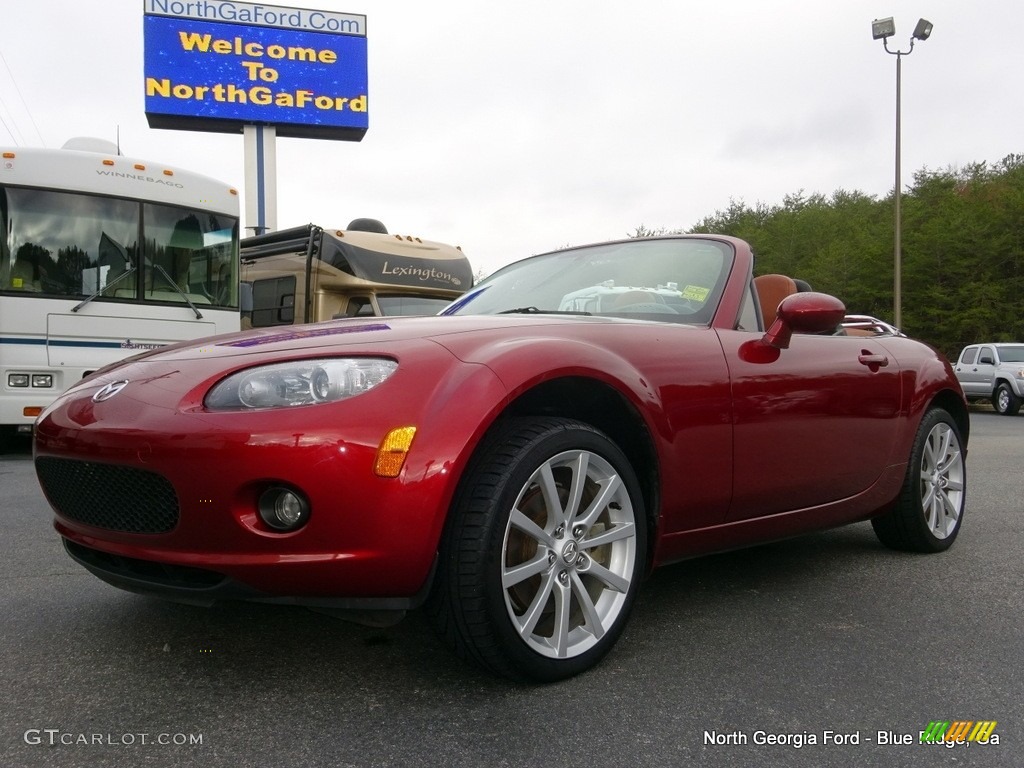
763 292 847 349
239 281 253 313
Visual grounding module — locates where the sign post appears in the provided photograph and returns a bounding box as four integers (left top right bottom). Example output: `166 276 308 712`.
244 124 277 235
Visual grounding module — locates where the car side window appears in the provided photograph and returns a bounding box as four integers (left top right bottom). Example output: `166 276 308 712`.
736 281 760 331
961 348 977 365
979 348 995 365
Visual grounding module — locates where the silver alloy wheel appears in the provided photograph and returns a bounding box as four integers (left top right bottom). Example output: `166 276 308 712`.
919 421 965 539
996 386 1010 413
501 449 637 659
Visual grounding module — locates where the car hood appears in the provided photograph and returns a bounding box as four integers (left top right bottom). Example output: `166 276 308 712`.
127 314 628 364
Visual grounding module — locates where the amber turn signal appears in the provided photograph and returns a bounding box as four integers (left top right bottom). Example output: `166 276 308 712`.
374 427 416 477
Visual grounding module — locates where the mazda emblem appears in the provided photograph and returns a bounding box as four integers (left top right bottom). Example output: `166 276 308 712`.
92 380 129 403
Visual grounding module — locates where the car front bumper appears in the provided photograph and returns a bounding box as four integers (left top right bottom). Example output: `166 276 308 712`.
33 349 508 607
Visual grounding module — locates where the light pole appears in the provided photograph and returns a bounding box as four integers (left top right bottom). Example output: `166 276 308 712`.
871 17 933 330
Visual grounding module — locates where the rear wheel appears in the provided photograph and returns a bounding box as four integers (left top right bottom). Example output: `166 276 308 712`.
429 417 646 681
872 407 966 552
992 382 1021 415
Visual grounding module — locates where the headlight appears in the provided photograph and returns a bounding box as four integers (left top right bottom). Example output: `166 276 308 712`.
205 358 397 410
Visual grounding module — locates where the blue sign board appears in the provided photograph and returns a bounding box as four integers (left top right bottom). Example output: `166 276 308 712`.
143 2 368 140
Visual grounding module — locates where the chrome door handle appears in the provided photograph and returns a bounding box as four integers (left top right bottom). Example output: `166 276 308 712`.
858 353 889 370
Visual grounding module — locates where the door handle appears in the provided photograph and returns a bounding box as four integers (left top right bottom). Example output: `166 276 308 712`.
858 352 889 371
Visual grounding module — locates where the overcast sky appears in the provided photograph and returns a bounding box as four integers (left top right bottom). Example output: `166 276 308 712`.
2 1 1022 276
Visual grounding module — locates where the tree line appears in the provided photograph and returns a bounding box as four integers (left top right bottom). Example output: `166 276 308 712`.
635 154 1024 360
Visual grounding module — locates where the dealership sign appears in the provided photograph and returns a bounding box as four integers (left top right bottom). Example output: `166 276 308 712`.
143 0 368 140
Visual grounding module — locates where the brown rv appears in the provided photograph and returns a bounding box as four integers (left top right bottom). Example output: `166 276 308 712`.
240 220 472 328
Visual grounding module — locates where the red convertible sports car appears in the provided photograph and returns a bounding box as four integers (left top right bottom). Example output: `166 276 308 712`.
34 235 968 681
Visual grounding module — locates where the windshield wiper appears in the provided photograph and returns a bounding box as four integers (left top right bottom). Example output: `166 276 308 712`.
150 262 204 319
498 306 591 315
71 266 137 313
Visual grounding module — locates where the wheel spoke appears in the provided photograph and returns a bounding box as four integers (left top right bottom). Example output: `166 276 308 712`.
562 452 589 526
582 521 635 550
509 508 555 549
551 577 572 657
930 426 950 465
939 488 961 521
925 495 940 535
921 481 937 513
536 462 564 525
515 569 557 638
938 447 962 475
570 571 605 640
503 551 551 589
935 426 952 463
584 560 631 593
923 432 940 472
575 474 623 530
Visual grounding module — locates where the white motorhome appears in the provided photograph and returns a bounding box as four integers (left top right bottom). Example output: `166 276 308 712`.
0 140 240 446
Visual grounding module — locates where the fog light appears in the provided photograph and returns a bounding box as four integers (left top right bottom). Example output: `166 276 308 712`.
8 374 29 387
258 486 310 531
32 374 54 388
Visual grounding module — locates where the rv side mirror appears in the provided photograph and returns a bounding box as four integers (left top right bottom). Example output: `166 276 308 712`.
278 294 295 324
239 282 253 313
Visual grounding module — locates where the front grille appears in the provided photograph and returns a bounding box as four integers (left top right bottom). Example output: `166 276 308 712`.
36 457 179 534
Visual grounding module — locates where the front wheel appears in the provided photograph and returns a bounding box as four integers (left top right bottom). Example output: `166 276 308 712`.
429 417 647 681
992 382 1022 415
872 407 966 552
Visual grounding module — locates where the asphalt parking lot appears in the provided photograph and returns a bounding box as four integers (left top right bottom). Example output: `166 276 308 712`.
2 410 1021 768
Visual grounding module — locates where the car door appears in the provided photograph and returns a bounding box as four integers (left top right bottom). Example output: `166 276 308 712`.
953 346 982 396
973 346 998 394
717 329 903 521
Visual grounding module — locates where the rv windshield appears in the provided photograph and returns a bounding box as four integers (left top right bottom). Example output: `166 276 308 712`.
0 186 239 308
352 295 455 317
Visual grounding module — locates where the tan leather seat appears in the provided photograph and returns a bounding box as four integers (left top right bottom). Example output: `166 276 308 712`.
753 274 798 328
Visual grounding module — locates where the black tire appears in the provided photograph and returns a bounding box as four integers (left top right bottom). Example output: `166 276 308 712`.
428 417 646 682
992 382 1022 415
872 408 966 552
0 426 17 455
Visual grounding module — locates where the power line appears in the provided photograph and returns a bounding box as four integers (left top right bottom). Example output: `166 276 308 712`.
0 48 44 146
0 90 25 145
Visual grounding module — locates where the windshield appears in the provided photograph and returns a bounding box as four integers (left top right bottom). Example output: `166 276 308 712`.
443 237 733 325
0 185 239 308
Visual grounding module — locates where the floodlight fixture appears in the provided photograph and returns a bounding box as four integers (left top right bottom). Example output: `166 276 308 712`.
912 18 933 41
871 17 895 40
